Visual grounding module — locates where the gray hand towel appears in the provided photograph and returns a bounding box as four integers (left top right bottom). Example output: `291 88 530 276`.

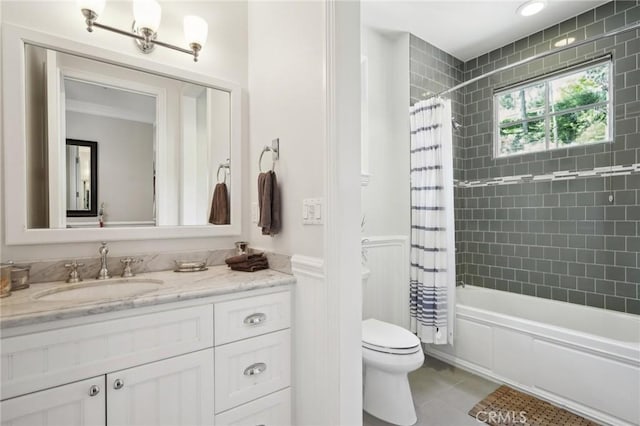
258 171 281 236
209 183 230 225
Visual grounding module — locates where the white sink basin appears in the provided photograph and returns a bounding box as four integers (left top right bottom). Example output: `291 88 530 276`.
32 279 165 302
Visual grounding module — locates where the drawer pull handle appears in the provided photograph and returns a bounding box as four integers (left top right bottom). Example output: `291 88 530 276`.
243 362 267 376
88 385 100 397
244 313 267 326
113 379 124 390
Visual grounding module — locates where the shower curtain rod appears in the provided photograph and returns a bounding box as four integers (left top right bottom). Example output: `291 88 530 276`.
424 21 640 101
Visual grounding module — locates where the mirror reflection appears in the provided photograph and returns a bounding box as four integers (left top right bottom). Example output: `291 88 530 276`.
65 139 97 217
25 44 231 229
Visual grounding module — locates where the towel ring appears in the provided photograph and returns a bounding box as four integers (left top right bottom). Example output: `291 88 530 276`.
259 146 275 173
217 160 230 184
259 139 280 173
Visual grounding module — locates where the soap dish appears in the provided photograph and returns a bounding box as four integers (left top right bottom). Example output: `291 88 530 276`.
174 260 208 272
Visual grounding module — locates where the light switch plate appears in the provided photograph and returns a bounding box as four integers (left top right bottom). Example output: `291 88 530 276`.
302 198 323 225
251 202 258 223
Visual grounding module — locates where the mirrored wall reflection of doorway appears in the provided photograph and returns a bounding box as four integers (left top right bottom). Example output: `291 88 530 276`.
65 139 97 217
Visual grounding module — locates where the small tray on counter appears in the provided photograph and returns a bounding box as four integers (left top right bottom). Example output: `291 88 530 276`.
174 260 208 273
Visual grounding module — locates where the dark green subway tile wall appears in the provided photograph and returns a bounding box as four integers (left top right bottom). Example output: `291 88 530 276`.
410 0 640 314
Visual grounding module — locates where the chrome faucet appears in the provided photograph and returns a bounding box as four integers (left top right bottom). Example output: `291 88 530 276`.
65 261 84 283
96 242 111 280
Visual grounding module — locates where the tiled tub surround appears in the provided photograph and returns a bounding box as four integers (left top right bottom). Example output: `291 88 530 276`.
408 1 640 313
459 172 640 314
12 249 292 285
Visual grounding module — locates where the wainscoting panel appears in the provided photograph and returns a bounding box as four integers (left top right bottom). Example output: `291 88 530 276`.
291 255 330 426
362 235 410 329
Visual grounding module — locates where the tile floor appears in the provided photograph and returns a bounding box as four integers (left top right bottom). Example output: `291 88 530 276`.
363 355 501 426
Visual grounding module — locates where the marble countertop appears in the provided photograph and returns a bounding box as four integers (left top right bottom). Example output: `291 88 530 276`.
0 266 295 329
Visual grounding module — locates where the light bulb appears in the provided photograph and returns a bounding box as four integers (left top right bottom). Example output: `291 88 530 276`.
517 0 546 17
77 0 106 16
133 0 162 32
184 15 208 48
554 37 576 47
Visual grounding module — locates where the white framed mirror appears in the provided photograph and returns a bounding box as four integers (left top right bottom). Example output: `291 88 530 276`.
3 24 242 245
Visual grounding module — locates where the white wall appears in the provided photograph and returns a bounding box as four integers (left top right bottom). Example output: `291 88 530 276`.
248 2 362 425
1 0 248 261
1 0 4 251
66 111 155 223
246 2 363 424
248 1 325 259
360 28 411 328
361 28 410 239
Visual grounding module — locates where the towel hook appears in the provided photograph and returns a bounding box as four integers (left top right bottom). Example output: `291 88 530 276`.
259 138 280 173
217 159 230 184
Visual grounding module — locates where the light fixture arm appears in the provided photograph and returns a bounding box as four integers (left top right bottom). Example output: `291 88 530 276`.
80 8 202 62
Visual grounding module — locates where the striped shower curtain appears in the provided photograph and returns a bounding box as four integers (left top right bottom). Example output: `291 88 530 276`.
409 97 456 345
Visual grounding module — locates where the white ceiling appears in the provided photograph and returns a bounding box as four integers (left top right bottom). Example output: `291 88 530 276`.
362 0 610 61
65 79 156 124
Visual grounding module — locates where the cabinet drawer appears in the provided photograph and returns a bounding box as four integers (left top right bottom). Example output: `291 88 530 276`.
1 305 213 400
215 388 291 426
214 291 290 345
215 329 291 413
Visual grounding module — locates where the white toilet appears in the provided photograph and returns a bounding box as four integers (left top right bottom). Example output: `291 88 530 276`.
362 318 424 426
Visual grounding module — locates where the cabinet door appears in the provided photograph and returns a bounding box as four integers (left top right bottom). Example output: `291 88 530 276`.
107 349 214 426
0 376 105 426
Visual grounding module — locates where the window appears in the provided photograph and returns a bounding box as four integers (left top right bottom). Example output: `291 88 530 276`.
494 60 612 158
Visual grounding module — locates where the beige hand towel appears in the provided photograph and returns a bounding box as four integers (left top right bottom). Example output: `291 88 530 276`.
258 171 281 235
208 183 230 225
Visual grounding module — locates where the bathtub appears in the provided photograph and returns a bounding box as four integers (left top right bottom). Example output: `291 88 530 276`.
426 285 640 426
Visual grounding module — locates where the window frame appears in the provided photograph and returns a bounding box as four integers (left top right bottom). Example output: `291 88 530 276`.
493 58 614 159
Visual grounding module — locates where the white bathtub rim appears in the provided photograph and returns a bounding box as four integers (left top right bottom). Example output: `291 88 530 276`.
426 348 634 426
456 305 640 366
458 285 640 342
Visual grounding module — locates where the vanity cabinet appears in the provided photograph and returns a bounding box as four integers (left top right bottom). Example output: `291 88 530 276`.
0 289 292 426
1 351 212 426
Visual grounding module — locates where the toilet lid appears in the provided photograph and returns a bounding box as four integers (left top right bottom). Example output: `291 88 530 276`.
362 318 420 350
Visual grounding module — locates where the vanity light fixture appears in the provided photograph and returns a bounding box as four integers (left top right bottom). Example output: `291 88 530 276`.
77 0 208 62
516 0 547 17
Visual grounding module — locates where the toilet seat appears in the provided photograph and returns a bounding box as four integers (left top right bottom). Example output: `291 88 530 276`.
363 342 421 355
362 319 421 355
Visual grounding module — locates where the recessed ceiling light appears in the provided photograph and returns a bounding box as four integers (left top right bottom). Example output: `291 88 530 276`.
517 0 547 17
554 37 576 47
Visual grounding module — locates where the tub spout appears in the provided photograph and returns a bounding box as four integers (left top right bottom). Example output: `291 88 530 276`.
456 281 465 288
